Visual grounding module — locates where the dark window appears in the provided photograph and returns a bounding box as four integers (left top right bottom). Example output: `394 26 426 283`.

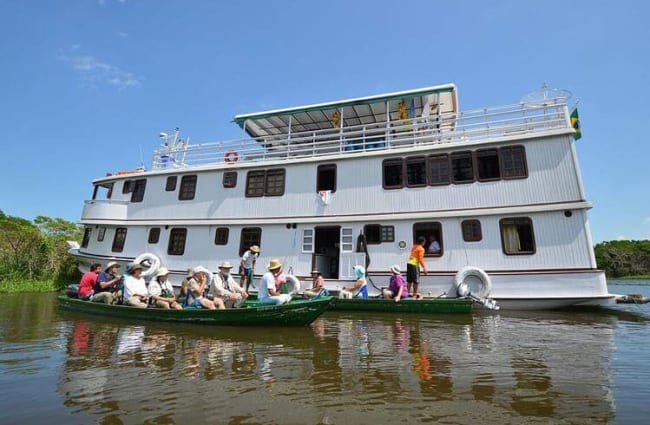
112 228 127 252
223 172 237 188
406 156 427 187
364 224 381 244
413 222 443 257
131 179 147 202
168 228 187 255
500 146 528 179
239 227 261 256
317 164 337 193
476 149 501 181
383 158 404 189
148 227 160 244
81 228 91 248
214 227 229 245
179 175 197 200
165 176 177 191
381 225 395 242
246 171 266 197
122 180 134 194
97 227 106 242
265 169 286 196
461 220 482 242
500 217 535 255
428 154 450 185
451 151 474 183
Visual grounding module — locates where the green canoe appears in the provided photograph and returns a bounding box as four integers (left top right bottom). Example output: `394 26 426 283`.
330 297 473 314
57 295 333 326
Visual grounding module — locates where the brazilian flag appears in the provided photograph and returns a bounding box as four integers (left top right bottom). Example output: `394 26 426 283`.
570 108 581 140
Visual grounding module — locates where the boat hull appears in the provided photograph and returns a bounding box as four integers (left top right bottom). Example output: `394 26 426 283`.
330 297 473 314
57 295 332 326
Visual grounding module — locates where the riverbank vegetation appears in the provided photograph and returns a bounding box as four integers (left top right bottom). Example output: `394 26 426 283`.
594 240 650 278
0 211 82 293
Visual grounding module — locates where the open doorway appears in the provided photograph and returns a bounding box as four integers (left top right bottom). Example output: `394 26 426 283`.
314 226 340 279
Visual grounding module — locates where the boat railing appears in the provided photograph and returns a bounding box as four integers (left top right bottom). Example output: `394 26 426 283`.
151 99 570 169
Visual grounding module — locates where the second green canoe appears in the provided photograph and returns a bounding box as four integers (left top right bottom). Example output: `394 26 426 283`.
330 297 473 314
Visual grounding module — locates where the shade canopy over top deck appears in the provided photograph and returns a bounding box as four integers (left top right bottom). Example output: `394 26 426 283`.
233 84 458 140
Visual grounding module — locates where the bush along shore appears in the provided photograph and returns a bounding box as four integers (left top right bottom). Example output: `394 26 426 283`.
595 240 650 279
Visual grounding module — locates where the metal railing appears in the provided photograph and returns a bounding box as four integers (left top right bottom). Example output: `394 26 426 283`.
151 99 570 169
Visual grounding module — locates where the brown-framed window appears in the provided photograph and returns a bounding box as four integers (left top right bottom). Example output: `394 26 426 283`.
317 164 337 193
122 180 134 194
413 222 443 257
179 175 197 200
168 228 187 255
451 151 474 184
131 179 147 202
214 227 229 245
383 158 404 189
265 169 285 196
223 172 237 188
148 227 160 244
81 228 91 248
500 146 528 179
461 220 482 242
246 170 266 197
476 149 501 181
406 156 427 187
97 227 106 242
428 154 450 186
500 217 535 255
165 176 177 191
239 227 261 257
112 228 127 252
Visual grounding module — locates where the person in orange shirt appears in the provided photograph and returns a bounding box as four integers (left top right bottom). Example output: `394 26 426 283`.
407 236 428 297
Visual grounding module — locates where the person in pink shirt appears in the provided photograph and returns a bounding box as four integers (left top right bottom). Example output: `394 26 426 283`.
382 265 410 302
78 263 102 300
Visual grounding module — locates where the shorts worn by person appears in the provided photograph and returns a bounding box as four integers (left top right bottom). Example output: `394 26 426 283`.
186 267 224 310
210 261 248 308
303 270 325 298
78 263 102 300
239 245 260 292
257 259 292 305
339 265 368 299
382 265 410 302
149 267 182 310
92 261 121 304
407 236 428 297
123 264 149 308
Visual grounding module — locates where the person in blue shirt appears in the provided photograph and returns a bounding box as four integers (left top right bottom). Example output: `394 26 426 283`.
93 261 122 304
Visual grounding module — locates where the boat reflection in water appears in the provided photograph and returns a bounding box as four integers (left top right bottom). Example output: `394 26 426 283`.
56 309 645 424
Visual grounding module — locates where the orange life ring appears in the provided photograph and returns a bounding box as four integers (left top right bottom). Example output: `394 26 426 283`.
224 151 239 163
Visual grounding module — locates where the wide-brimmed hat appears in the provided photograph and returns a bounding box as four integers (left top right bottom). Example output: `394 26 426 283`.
105 261 120 271
267 259 282 270
127 263 143 272
155 267 169 278
250 245 260 253
390 265 401 274
192 266 207 276
218 261 233 269
310 269 320 275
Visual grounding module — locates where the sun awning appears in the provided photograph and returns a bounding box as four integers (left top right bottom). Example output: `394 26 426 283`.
233 83 458 140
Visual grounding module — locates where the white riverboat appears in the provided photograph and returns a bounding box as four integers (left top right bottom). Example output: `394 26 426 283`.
69 83 614 310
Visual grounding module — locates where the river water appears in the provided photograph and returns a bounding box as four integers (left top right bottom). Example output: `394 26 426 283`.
1 280 649 425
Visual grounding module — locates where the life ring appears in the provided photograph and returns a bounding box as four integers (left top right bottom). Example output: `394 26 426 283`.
134 252 161 280
282 274 301 295
224 151 239 163
454 266 492 299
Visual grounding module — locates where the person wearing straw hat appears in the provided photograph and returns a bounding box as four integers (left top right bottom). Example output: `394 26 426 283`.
239 245 260 292
257 259 292 305
303 269 326 298
210 261 248 308
382 265 410 302
186 267 225 310
92 261 122 304
123 263 149 308
149 267 183 310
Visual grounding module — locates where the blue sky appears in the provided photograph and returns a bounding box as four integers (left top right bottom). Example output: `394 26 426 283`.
0 0 648 242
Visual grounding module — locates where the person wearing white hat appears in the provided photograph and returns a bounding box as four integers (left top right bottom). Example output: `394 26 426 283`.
92 261 122 304
339 265 368 299
148 267 182 310
185 267 225 310
382 265 410 302
209 261 248 308
239 245 260 292
257 259 291 305
123 263 149 308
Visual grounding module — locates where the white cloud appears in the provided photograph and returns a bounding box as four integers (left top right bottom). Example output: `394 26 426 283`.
117 31 129 38
58 51 142 90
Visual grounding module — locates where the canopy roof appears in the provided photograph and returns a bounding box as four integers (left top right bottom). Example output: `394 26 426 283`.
233 83 458 139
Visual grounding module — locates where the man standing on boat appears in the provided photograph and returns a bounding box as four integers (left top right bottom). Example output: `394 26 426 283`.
210 261 248 308
240 245 260 292
407 237 428 298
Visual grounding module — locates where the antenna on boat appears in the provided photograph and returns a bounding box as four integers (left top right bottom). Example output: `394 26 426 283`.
521 82 572 107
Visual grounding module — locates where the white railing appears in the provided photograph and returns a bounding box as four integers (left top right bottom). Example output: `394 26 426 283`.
151 99 570 169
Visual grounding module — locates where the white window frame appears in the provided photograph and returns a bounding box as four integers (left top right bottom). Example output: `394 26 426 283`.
302 228 314 253
341 227 354 252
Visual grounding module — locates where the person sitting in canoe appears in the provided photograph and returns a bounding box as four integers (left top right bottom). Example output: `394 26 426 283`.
258 259 292 305
382 265 410 302
339 265 368 299
209 261 248 308
123 263 149 308
92 261 122 304
185 267 225 310
78 263 102 300
303 269 326 298
149 267 183 310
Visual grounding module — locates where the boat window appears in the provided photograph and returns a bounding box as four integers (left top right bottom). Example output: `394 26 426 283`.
317 164 337 193
112 228 127 252
122 180 134 194
364 224 395 244
428 154 450 186
500 146 528 179
500 217 535 255
406 156 427 187
239 227 262 256
340 228 354 252
131 179 147 202
246 171 266 197
265 169 286 196
97 227 106 242
178 175 198 200
476 149 501 181
302 229 313 253
165 176 177 191
81 228 91 248
413 222 443 257
92 183 113 200
148 227 160 244
168 228 187 255
461 220 482 242
451 151 474 184
223 172 237 188
245 169 286 197
214 227 229 245
383 158 404 189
